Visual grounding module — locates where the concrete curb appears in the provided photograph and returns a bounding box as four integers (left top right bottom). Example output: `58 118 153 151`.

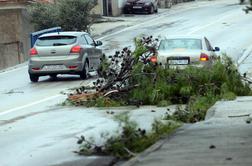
119 99 225 166
205 101 222 120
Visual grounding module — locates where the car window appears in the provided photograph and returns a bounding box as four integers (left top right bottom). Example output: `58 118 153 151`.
84 35 95 45
204 38 213 51
80 35 88 45
36 36 77 46
159 39 202 50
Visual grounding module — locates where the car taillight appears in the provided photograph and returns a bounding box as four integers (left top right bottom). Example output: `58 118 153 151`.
29 48 38 56
70 45 81 54
150 56 157 63
200 53 209 61
68 66 77 69
32 68 40 71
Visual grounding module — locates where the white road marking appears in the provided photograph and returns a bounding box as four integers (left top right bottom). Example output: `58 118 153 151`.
0 94 63 116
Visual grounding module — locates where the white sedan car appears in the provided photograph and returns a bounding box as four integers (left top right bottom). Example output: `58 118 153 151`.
155 36 220 67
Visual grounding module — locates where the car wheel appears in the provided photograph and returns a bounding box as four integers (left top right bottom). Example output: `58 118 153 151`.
124 9 129 14
80 61 89 80
149 5 154 14
154 7 158 13
29 74 39 82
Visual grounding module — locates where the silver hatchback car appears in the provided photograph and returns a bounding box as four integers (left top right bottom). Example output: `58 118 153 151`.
28 31 103 82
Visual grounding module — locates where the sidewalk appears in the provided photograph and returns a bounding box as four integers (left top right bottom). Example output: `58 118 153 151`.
121 96 252 166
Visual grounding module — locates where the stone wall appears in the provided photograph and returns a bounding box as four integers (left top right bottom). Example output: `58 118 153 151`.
0 8 33 70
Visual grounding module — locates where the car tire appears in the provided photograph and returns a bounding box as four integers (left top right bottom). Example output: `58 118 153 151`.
80 61 89 80
149 5 154 14
154 7 158 13
29 74 39 82
124 9 129 14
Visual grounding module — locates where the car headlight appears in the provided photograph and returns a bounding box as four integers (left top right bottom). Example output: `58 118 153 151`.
125 2 131 5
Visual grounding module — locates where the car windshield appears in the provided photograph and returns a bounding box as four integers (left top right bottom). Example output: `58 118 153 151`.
36 36 77 46
159 38 202 50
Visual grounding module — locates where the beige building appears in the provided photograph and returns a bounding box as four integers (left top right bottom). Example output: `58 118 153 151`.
94 0 127 16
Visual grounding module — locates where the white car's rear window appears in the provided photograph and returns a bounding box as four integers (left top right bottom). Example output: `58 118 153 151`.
36 36 77 46
159 39 202 50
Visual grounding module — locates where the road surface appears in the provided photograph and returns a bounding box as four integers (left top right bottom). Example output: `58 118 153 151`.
1 0 252 165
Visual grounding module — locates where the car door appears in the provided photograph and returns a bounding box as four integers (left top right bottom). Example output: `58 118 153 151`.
79 35 91 65
84 34 102 70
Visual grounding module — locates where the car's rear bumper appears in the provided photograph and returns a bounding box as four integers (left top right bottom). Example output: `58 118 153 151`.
28 56 83 75
157 56 212 68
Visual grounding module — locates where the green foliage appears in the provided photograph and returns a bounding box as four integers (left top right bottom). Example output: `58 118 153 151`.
28 0 98 31
81 53 251 122
134 55 250 103
78 114 180 159
67 35 251 123
133 38 148 58
28 2 59 30
57 0 97 32
105 119 180 159
157 100 171 107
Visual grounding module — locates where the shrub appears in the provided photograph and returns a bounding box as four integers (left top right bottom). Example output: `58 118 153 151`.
28 0 98 32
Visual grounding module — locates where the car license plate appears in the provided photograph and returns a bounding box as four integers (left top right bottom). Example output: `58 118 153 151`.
133 6 142 9
42 65 66 71
168 60 189 65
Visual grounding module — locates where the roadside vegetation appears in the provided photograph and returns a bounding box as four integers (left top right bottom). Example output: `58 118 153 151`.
28 0 98 32
65 36 251 123
76 113 181 159
64 36 251 160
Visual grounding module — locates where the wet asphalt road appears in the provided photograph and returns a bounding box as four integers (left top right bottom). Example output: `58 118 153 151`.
1 0 252 165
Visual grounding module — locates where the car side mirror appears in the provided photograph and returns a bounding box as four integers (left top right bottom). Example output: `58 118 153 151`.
214 47 220 52
95 40 103 46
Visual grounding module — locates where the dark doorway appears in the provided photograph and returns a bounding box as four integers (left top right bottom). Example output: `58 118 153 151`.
108 0 112 16
103 0 113 16
103 0 108 16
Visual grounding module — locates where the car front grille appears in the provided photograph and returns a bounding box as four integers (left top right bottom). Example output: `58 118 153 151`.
134 2 144 6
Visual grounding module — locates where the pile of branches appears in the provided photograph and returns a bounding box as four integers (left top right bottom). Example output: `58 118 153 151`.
241 0 252 13
67 36 159 106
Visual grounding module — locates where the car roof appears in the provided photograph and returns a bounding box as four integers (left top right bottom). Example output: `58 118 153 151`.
39 31 88 38
161 35 205 40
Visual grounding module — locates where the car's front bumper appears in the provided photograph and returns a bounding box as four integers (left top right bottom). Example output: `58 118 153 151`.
124 5 152 13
